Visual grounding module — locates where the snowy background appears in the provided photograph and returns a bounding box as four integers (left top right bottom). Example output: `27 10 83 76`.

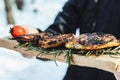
0 0 69 80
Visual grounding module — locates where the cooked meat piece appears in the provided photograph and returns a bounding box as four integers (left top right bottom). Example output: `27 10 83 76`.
39 33 76 48
15 32 53 43
65 32 120 50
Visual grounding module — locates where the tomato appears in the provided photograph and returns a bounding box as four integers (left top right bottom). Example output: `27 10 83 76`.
10 25 26 38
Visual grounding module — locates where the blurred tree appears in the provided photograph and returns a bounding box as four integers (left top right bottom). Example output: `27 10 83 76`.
15 0 24 10
4 0 15 24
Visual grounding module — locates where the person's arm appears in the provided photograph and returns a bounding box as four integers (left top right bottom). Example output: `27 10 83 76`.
45 0 85 34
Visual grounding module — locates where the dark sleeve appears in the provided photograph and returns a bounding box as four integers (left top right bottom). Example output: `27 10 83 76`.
63 65 116 80
45 0 85 34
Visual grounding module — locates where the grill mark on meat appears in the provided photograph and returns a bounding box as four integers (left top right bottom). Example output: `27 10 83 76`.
47 40 57 45
96 32 105 37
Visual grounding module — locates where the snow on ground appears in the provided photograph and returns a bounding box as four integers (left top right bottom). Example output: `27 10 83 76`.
0 0 68 80
0 47 68 80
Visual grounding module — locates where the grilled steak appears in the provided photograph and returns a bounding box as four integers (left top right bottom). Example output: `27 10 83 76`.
39 33 76 48
65 32 120 50
15 32 53 43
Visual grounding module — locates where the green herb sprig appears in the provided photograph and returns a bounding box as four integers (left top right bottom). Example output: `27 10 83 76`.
14 42 120 65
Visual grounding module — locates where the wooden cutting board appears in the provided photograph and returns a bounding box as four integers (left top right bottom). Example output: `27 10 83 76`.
0 37 120 73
